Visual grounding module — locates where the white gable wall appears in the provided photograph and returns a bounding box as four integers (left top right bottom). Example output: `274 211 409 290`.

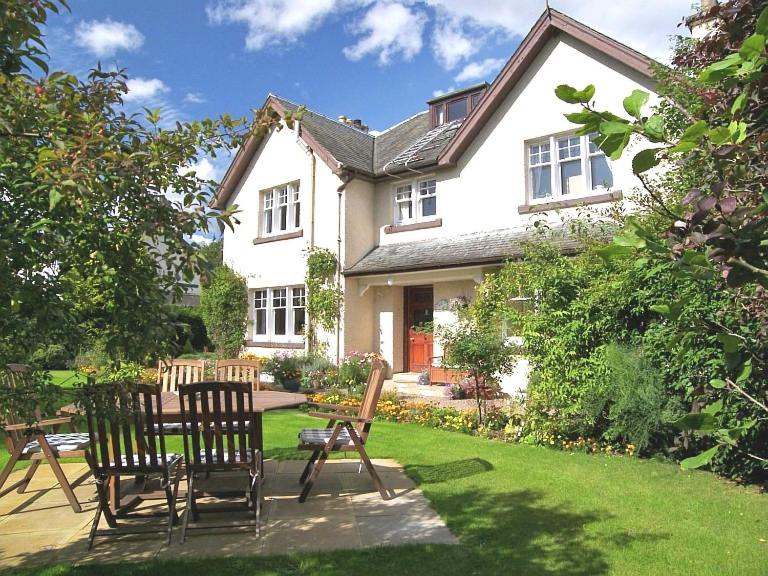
371 33 656 246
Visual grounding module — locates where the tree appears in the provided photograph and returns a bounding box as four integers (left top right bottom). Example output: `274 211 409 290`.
437 311 518 427
199 266 247 359
555 0 767 472
0 0 297 365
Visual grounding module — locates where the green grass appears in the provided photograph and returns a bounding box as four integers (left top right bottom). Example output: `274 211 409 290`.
49 370 85 388
1 410 766 576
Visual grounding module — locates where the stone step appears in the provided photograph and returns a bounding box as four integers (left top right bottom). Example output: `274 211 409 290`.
383 379 452 399
392 372 421 384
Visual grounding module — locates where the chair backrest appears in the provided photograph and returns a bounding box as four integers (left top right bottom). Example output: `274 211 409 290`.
178 381 256 471
83 382 170 475
157 358 205 392
356 360 387 442
215 359 261 391
1 364 42 441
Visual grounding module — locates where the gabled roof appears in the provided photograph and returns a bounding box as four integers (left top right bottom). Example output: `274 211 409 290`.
438 8 654 166
214 8 655 209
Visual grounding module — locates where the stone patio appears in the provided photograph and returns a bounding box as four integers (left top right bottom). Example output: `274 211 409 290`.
0 459 456 568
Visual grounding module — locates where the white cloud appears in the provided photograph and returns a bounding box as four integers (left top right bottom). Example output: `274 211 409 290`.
432 86 455 98
343 2 428 65
206 0 362 51
124 78 170 102
190 233 214 246
454 57 504 82
431 17 479 69
184 92 207 104
74 18 144 57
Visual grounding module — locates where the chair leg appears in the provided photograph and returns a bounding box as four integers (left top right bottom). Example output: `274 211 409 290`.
16 460 41 494
346 425 388 500
180 473 195 544
299 451 320 484
87 502 103 550
0 436 29 498
37 434 82 513
299 425 342 503
163 471 177 545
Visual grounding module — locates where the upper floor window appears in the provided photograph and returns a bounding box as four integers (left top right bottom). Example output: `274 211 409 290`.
261 182 300 236
429 84 488 128
393 178 438 225
527 133 613 203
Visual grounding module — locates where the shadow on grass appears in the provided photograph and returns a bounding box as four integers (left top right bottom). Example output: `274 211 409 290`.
0 485 665 576
405 458 493 484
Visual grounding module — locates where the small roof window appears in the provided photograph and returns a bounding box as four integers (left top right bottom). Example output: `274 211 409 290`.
427 83 489 128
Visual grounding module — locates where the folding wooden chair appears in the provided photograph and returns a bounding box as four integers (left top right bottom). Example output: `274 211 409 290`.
0 364 90 513
297 359 389 503
215 359 261 391
178 381 262 543
83 382 182 548
157 358 205 392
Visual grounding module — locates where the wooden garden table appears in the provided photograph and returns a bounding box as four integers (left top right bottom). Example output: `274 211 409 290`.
60 389 307 511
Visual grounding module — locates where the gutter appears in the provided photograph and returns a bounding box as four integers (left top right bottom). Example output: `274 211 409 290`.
335 170 355 365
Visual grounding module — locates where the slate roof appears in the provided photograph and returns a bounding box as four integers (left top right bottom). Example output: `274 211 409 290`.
273 96 460 178
344 228 583 276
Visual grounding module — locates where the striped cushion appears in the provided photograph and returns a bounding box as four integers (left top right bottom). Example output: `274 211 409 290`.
194 449 256 464
118 453 181 467
299 428 354 448
21 433 91 455
154 421 251 435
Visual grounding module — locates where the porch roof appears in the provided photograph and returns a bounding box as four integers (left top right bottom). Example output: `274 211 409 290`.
343 227 583 277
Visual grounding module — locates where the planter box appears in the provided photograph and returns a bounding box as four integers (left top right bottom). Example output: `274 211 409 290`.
429 366 468 385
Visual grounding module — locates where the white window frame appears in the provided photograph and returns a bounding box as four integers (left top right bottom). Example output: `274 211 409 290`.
251 285 306 343
526 133 613 204
392 177 438 225
261 182 300 236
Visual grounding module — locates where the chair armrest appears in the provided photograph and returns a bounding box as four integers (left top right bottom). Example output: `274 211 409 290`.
307 411 370 423
307 402 359 413
4 416 73 432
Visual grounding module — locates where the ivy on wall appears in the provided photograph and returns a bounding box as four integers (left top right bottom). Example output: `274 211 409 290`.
305 248 343 351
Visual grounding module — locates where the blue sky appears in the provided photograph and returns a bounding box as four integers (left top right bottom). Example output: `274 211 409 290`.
43 0 694 188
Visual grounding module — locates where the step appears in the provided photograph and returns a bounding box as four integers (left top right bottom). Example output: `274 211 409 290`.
392 372 421 384
384 379 452 399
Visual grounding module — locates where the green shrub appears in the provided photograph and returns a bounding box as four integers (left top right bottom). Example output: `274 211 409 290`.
199 266 247 359
168 304 210 353
29 343 72 369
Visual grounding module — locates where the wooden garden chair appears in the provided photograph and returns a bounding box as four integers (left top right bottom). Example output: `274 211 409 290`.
157 358 205 392
178 380 262 543
297 359 389 503
215 359 261 391
0 364 91 513
82 382 183 548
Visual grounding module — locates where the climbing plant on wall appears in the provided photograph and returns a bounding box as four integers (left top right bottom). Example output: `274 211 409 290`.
305 248 343 352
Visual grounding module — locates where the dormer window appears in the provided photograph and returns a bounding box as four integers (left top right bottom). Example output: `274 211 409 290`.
428 83 488 128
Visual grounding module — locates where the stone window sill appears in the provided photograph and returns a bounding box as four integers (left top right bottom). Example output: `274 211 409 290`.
518 191 622 214
384 218 442 234
253 230 303 245
245 340 305 350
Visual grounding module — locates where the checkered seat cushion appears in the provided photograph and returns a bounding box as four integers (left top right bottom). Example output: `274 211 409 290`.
118 452 181 468
299 428 355 448
21 433 91 455
193 449 258 464
153 421 251 435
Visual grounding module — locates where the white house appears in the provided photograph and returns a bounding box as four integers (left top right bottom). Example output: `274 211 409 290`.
214 8 659 385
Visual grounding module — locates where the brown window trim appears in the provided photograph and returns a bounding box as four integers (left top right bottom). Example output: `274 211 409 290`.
245 340 305 350
253 229 303 245
517 191 622 214
384 218 442 234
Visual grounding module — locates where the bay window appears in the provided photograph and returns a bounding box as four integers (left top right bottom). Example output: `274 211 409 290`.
527 134 613 203
261 182 300 236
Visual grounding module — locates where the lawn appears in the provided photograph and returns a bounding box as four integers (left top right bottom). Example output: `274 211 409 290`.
1 410 766 576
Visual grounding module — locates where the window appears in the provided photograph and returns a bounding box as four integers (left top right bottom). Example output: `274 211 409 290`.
254 290 267 336
527 133 613 203
446 98 468 122
251 286 305 342
394 179 438 224
292 287 306 336
430 86 487 127
261 182 300 236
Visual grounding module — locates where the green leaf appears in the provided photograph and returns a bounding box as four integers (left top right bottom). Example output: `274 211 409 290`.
708 126 732 145
668 140 697 154
643 114 666 141
632 148 661 174
717 333 740 354
555 84 595 104
709 378 727 389
565 111 596 124
599 120 632 135
48 189 63 211
757 6 768 35
739 34 766 60
673 413 718 432
730 92 748 115
596 244 635 260
680 120 709 143
680 446 720 470
622 89 649 119
736 360 752 384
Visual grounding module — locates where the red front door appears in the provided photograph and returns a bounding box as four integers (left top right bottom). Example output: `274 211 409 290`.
405 286 433 373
